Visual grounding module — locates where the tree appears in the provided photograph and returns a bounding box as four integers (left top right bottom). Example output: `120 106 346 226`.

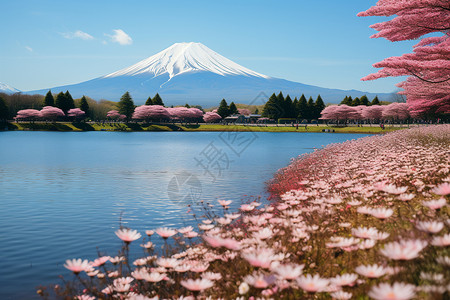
107 110 126 120
371 96 380 106
40 106 65 121
254 108 259 114
352 97 361 106
67 108 86 120
0 96 8 121
151 93 164 106
64 91 75 111
132 105 170 122
262 93 283 119
145 97 153 106
217 99 230 118
283 95 295 118
340 96 352 106
55 91 75 114
360 95 370 106
118 92 135 121
15 109 42 121
79 96 90 117
43 90 54 107
296 94 308 119
362 105 384 123
314 95 326 120
229 102 238 115
382 102 410 121
358 1 450 117
203 112 222 123
306 97 315 120
185 103 191 108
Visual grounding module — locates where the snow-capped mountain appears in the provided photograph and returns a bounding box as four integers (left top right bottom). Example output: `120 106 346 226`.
0 82 20 94
28 42 391 105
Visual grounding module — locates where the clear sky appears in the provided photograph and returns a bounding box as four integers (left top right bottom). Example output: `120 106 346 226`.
1 0 414 94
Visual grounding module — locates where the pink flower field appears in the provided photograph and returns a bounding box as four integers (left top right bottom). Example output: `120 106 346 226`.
43 125 449 299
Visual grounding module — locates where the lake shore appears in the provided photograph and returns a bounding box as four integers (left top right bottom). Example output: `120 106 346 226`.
4 122 408 134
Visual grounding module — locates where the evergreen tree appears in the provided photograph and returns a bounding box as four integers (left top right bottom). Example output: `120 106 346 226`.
306 97 315 120
185 103 191 108
217 99 230 118
0 96 8 121
352 97 361 106
346 96 353 106
145 97 153 105
118 92 135 121
296 94 308 119
79 96 90 116
229 102 238 115
360 95 370 106
262 93 283 119
276 92 285 117
283 95 295 118
152 93 164 106
254 108 259 114
371 96 380 105
55 92 66 112
64 91 75 111
43 90 54 107
314 95 326 119
340 96 351 105
292 97 299 118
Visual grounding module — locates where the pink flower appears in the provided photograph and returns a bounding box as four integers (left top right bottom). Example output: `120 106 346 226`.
355 264 387 278
156 258 179 268
380 240 427 260
244 272 276 288
415 221 444 233
422 198 447 210
273 264 304 280
369 207 393 219
91 256 110 267
142 272 166 283
242 248 275 269
330 273 358 286
64 259 91 274
202 272 222 281
352 227 379 239
331 291 352 300
155 227 177 238
431 233 450 247
218 199 232 207
180 278 214 291
368 282 415 300
178 226 194 234
115 228 141 243
296 274 329 292
432 182 450 195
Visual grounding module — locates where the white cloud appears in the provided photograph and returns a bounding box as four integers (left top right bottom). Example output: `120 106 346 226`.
106 29 132 45
25 46 33 52
62 30 94 40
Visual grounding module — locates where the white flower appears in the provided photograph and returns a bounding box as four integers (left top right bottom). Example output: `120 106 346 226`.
415 221 444 233
355 264 386 278
368 282 415 300
380 240 427 260
239 282 250 294
296 274 329 292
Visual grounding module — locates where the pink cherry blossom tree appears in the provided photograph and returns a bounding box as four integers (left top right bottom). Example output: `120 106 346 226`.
132 105 170 122
362 105 385 124
382 102 410 121
67 108 86 120
320 105 340 122
107 110 126 121
358 0 450 118
238 108 251 116
40 106 65 121
15 109 42 121
203 112 222 123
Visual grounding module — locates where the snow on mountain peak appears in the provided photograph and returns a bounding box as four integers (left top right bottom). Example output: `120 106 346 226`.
0 82 20 93
104 42 270 79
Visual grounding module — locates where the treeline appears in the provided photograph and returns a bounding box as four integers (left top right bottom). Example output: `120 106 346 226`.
262 92 325 121
0 91 117 121
340 95 381 106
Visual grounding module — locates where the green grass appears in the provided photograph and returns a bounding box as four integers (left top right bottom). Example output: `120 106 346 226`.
5 122 405 134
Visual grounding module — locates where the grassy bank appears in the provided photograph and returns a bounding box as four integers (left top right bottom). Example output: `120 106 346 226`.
5 122 404 134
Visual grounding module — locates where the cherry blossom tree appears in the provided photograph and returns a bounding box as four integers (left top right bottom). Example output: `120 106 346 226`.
238 108 251 116
320 105 361 123
358 0 450 117
167 107 203 123
362 105 385 124
320 105 340 121
132 105 170 122
107 110 126 121
40 106 65 121
203 112 222 123
382 102 410 121
67 108 86 120
15 109 42 121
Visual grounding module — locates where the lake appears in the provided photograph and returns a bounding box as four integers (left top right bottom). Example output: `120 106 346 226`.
0 131 368 299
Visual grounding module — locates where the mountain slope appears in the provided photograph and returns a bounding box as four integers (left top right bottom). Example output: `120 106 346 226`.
28 42 392 106
0 82 21 94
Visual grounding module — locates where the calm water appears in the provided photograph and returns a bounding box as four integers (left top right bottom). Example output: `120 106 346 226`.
0 131 368 299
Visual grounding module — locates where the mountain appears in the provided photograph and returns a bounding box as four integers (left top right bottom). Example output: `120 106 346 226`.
28 42 392 106
0 82 21 94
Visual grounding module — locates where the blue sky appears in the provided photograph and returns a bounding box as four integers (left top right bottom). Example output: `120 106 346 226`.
1 0 415 94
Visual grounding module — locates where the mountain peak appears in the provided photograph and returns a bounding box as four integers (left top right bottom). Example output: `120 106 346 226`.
103 42 270 80
0 82 20 94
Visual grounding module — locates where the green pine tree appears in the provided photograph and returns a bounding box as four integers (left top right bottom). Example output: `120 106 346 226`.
64 91 75 111
371 96 380 105
360 95 370 106
217 99 230 118
296 94 308 119
283 95 295 118
292 97 299 118
262 93 283 119
145 97 153 105
55 92 66 112
314 95 326 119
118 92 135 121
276 92 285 117
79 96 90 116
43 90 54 107
185 103 191 108
306 97 315 120
254 108 259 114
0 96 8 121
152 93 164 106
352 97 361 106
229 102 238 115
340 96 350 105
